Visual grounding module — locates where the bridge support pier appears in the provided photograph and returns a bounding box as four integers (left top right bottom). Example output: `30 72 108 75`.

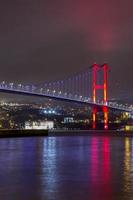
103 106 108 130
92 106 97 129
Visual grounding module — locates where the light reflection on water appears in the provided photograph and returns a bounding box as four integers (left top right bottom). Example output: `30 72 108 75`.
123 138 133 198
0 135 133 199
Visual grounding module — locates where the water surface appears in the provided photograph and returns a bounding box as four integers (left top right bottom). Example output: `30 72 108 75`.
0 134 133 200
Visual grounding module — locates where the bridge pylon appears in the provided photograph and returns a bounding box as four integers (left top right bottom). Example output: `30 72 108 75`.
92 63 108 129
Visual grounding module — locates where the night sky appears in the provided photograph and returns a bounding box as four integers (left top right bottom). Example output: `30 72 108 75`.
0 0 133 100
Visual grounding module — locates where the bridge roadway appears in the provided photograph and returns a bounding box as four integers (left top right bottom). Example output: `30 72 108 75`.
0 87 131 113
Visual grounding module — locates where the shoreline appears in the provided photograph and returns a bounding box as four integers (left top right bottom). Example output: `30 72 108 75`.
0 129 48 138
48 129 133 137
0 129 132 138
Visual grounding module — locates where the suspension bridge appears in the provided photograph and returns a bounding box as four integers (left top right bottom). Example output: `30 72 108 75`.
0 64 132 129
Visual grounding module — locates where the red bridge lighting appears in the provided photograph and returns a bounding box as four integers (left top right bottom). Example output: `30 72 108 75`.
92 63 108 130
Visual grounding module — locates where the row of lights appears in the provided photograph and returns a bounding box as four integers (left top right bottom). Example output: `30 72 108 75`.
0 81 132 111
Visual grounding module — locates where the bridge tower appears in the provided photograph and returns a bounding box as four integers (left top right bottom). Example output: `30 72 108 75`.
92 63 108 129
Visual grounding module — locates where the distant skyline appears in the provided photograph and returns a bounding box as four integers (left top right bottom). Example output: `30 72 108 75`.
0 0 133 100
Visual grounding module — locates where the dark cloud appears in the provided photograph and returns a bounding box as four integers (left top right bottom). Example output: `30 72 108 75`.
0 0 133 99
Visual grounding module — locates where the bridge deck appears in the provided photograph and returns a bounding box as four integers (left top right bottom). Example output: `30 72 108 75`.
0 88 131 112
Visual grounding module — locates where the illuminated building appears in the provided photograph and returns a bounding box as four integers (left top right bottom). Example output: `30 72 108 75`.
25 121 54 130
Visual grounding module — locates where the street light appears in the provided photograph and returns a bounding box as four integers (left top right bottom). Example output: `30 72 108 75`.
53 90 56 96
9 83 14 89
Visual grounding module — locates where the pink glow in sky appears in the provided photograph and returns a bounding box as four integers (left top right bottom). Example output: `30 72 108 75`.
0 0 133 98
